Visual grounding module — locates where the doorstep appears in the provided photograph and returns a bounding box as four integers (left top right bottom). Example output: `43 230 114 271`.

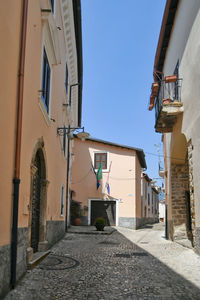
28 250 51 270
67 226 116 235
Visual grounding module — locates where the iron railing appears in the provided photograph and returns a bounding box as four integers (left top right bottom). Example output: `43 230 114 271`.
155 78 182 122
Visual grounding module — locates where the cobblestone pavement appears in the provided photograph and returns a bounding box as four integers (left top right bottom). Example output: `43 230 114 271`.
4 223 200 300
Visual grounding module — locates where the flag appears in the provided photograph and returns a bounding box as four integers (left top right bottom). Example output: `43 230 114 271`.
105 182 110 195
96 163 102 189
91 162 96 175
105 161 112 195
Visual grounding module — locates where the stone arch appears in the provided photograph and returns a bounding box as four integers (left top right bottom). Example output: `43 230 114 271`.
169 133 194 246
27 137 49 261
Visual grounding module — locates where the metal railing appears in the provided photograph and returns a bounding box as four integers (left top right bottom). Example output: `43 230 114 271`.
155 78 182 122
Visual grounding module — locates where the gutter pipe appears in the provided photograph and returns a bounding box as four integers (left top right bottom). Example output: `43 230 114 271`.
11 0 28 288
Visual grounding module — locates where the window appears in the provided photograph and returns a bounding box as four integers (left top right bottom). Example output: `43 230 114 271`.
148 194 150 206
94 153 107 170
60 186 64 216
41 48 51 113
50 0 54 13
65 63 68 94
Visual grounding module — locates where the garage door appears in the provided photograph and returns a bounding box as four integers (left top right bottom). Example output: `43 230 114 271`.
91 200 116 226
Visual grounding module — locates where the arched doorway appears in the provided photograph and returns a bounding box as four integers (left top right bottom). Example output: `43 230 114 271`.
28 138 49 259
31 150 43 252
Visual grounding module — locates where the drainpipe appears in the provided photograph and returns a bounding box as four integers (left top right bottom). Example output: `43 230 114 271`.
65 126 70 231
11 0 28 288
163 134 169 239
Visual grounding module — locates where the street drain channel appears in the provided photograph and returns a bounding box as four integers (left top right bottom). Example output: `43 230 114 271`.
99 241 120 246
115 252 148 258
39 254 80 270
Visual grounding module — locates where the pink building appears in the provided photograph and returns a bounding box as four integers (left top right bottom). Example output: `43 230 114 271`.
71 137 147 229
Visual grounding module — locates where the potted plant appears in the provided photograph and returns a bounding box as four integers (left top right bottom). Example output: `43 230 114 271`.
71 200 82 226
163 98 172 105
94 217 106 231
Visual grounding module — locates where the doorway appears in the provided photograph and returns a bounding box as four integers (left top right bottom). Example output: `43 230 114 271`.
31 151 42 252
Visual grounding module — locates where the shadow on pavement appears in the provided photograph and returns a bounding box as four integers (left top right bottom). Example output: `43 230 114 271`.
4 230 200 300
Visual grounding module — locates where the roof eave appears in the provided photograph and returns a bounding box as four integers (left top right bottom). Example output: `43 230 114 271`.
154 0 179 76
72 0 83 127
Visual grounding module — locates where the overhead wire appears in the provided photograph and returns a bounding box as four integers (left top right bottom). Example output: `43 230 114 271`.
70 150 185 184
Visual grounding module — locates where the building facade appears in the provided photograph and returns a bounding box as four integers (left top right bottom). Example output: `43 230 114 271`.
141 173 159 224
149 0 200 253
0 0 82 297
71 137 147 229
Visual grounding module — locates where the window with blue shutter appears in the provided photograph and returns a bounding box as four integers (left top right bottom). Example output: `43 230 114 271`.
50 0 54 13
65 63 68 94
41 48 51 113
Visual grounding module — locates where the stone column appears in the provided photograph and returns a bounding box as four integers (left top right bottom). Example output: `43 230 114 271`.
38 179 50 252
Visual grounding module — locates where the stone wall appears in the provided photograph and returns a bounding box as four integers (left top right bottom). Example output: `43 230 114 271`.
171 163 189 227
187 140 196 244
46 220 65 247
118 217 158 229
170 160 195 244
0 227 28 299
0 244 10 298
17 227 28 280
195 227 200 254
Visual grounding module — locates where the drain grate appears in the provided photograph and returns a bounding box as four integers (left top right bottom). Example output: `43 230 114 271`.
99 241 120 246
39 254 80 270
115 252 148 258
115 253 132 258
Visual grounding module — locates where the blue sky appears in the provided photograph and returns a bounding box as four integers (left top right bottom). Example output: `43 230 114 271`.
81 0 166 183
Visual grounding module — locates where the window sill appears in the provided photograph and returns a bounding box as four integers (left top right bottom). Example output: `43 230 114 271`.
38 96 51 126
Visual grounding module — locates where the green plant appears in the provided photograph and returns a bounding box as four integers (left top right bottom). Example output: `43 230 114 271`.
94 217 106 226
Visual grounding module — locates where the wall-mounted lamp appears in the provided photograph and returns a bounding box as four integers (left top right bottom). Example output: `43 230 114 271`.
58 125 90 232
57 126 90 141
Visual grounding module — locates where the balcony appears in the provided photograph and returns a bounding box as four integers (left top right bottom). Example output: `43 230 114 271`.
150 76 183 133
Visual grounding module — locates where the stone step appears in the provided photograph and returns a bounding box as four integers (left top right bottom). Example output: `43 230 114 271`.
28 250 51 270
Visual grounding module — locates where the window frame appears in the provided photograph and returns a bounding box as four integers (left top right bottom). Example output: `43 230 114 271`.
93 151 109 172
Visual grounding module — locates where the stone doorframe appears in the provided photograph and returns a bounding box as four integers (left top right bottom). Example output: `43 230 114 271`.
27 137 49 262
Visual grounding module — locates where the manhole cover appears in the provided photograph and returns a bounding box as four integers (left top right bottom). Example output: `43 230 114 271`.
39 254 80 270
132 252 148 256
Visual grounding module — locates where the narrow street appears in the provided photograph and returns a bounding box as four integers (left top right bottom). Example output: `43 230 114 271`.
4 223 200 300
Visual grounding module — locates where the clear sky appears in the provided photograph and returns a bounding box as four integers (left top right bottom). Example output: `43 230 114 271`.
81 0 166 184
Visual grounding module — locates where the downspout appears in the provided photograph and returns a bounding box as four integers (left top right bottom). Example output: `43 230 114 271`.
65 126 70 231
163 134 169 239
11 0 28 288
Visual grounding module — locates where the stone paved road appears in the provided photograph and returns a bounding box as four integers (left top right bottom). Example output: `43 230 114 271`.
4 224 200 300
